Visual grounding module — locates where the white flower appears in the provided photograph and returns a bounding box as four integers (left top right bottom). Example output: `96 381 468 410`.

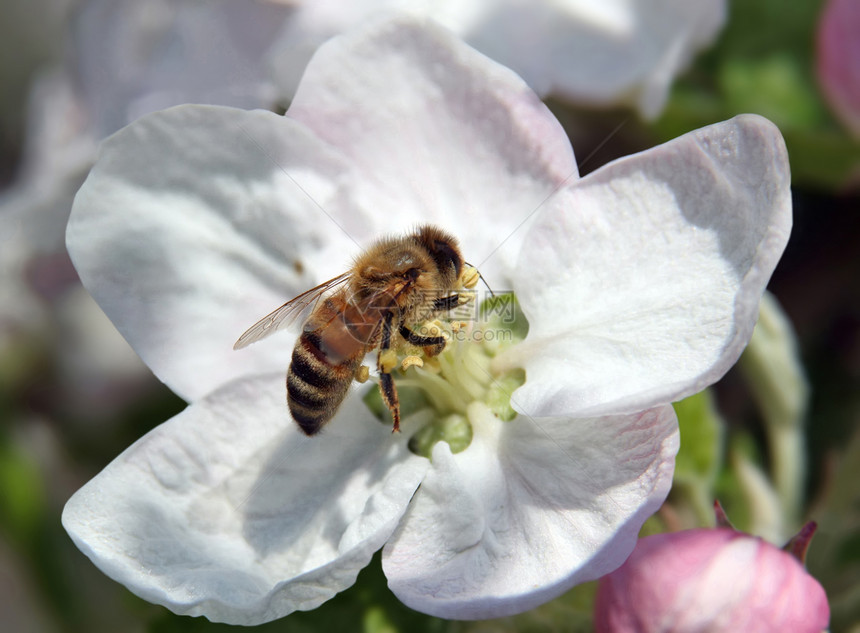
62 17 791 624
268 0 726 119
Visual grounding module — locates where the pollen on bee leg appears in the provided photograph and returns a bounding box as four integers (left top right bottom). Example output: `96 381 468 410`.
460 266 480 289
414 321 441 339
354 365 370 383
379 349 399 373
401 355 424 371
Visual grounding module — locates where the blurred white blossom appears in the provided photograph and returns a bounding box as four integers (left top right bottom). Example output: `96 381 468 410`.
0 0 293 394
268 0 726 118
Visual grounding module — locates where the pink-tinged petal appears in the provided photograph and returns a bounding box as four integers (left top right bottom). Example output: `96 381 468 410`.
594 528 830 632
504 114 791 419
67 104 364 401
382 402 678 619
286 16 578 282
62 374 428 625
817 0 860 138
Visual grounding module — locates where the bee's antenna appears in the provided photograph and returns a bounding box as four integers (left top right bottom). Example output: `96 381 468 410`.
464 262 495 298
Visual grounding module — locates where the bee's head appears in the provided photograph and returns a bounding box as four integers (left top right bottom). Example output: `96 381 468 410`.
413 225 463 286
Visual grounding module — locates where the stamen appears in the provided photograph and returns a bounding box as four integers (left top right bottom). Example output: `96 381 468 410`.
401 355 424 371
364 291 528 458
354 365 370 383
457 291 476 306
459 266 480 289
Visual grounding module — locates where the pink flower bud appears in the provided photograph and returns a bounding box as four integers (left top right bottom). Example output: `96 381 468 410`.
817 0 860 138
594 528 829 633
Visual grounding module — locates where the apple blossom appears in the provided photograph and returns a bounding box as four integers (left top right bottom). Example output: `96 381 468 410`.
62 17 790 625
594 527 830 632
268 0 726 119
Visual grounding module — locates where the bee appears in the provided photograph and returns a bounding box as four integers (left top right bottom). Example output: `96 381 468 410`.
233 225 475 435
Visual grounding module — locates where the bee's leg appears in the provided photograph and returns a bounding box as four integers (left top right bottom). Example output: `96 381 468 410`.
378 311 401 433
432 294 460 312
399 324 447 357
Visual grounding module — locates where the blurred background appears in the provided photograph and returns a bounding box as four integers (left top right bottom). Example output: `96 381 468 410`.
0 0 858 631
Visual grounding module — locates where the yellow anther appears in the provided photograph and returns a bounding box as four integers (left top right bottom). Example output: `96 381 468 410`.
460 266 480 289
450 321 470 333
429 319 453 341
354 365 370 383
401 355 424 371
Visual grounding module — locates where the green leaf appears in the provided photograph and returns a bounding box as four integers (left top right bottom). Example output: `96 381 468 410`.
0 440 46 542
714 432 764 534
718 55 825 129
656 0 860 191
671 390 725 526
673 390 724 483
805 427 860 630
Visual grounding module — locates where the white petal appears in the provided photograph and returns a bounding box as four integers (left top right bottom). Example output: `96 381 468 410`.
382 402 678 619
268 1 496 108
286 16 578 282
67 105 361 401
62 374 428 625
504 114 791 419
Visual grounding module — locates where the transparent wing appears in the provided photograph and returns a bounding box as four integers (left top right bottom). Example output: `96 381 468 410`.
233 273 351 350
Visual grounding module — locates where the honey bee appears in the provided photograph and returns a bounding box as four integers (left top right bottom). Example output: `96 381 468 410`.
234 225 474 435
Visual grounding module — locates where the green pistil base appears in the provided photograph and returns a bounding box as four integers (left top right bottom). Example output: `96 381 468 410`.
363 293 528 458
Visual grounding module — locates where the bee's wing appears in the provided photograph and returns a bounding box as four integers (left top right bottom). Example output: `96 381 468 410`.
233 273 351 350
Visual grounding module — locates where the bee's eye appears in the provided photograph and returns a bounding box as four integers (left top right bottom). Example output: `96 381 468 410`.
405 267 421 281
431 240 462 279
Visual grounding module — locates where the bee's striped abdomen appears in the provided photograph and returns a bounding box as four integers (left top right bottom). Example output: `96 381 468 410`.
287 331 359 435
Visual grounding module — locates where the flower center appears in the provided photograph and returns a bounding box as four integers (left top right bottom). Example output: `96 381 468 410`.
363 293 528 457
